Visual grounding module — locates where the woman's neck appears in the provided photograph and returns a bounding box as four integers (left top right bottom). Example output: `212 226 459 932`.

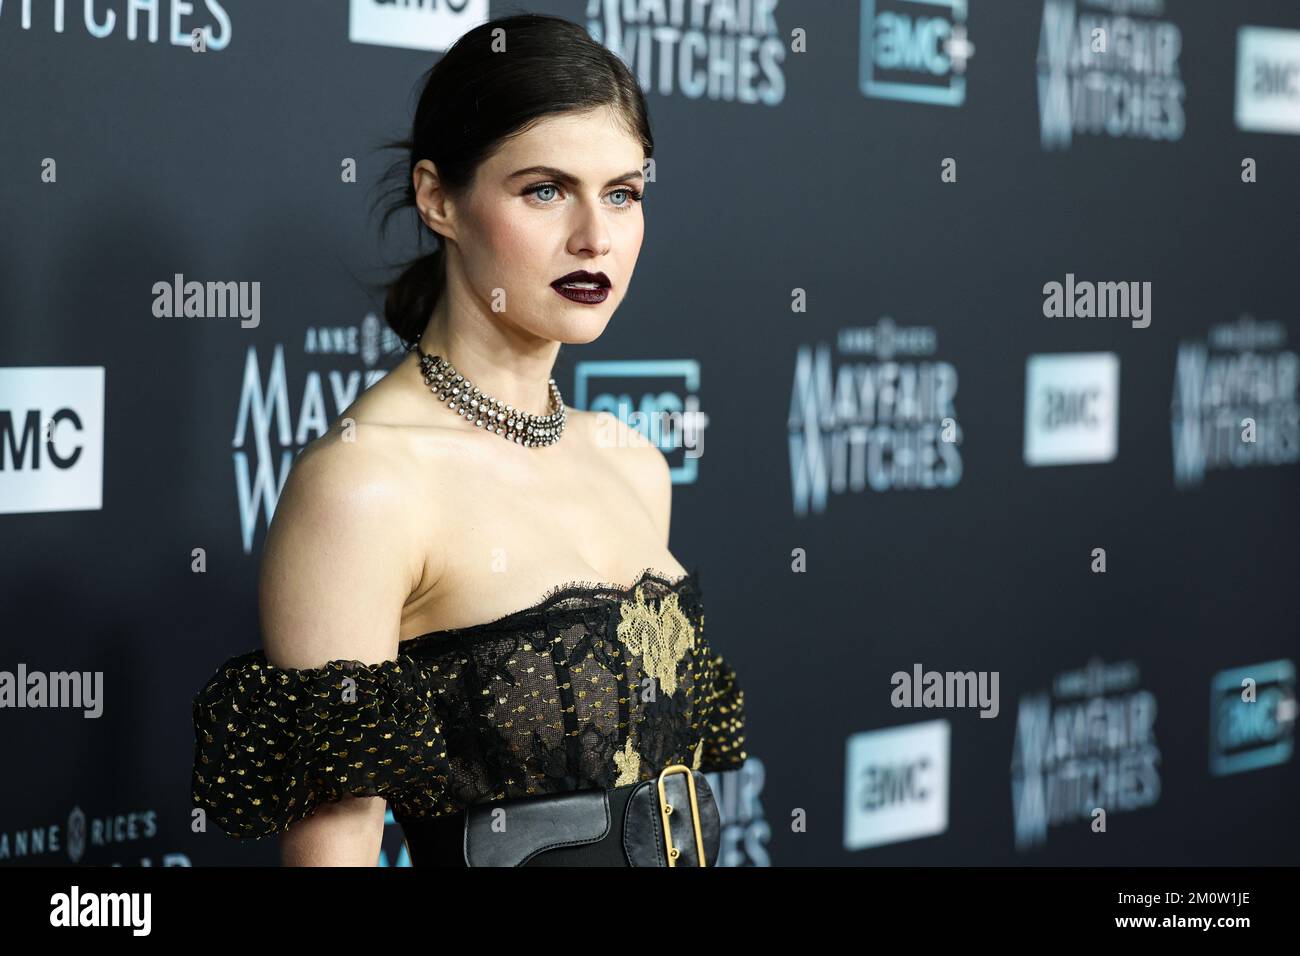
413 310 560 420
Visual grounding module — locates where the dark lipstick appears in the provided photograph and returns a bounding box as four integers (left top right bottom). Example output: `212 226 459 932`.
551 270 610 304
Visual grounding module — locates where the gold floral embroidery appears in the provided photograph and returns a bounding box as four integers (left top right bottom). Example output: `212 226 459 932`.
691 739 703 770
616 585 695 696
613 735 640 785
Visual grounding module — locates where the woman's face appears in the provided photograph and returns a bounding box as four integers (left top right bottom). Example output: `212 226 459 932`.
421 105 647 346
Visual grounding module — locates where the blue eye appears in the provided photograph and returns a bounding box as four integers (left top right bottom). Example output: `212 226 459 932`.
524 183 643 210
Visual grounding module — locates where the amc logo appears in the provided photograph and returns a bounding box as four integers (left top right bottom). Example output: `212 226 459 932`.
573 360 706 484
0 367 104 514
860 0 972 107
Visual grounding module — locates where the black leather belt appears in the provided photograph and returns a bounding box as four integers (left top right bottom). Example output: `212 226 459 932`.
399 765 721 867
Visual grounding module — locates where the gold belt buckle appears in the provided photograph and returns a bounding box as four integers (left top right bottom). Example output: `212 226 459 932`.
656 763 707 867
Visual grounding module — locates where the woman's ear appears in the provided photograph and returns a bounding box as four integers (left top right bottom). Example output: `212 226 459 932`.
413 159 457 242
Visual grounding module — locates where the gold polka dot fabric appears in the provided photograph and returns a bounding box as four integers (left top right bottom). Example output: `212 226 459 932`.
190 653 458 839
190 568 747 840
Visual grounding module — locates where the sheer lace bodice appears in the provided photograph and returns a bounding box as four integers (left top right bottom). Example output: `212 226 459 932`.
190 567 747 839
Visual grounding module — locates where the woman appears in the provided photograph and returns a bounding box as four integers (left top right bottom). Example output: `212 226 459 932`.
191 12 746 867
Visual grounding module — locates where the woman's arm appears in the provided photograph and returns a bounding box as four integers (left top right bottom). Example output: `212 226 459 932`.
256 431 425 866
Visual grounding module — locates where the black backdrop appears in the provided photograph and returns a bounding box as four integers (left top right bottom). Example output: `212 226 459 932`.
1 0 1297 867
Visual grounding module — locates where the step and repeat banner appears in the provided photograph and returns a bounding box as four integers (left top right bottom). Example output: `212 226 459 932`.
2 1 1297 867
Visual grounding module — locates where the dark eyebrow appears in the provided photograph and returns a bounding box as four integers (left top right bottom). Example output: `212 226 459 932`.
507 165 644 188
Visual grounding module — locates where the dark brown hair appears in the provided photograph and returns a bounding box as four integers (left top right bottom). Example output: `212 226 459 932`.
372 11 654 347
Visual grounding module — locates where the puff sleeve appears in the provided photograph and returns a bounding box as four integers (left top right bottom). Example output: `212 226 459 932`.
191 649 452 840
696 651 748 772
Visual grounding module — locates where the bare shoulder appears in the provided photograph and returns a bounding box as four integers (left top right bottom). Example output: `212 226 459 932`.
308 360 463 511
575 407 667 475
281 419 419 518
257 424 428 669
575 408 672 535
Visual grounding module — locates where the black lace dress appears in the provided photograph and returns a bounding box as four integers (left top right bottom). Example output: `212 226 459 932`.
190 567 747 865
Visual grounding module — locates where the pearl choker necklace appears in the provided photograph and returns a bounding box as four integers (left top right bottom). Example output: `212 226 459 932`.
414 345 567 447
